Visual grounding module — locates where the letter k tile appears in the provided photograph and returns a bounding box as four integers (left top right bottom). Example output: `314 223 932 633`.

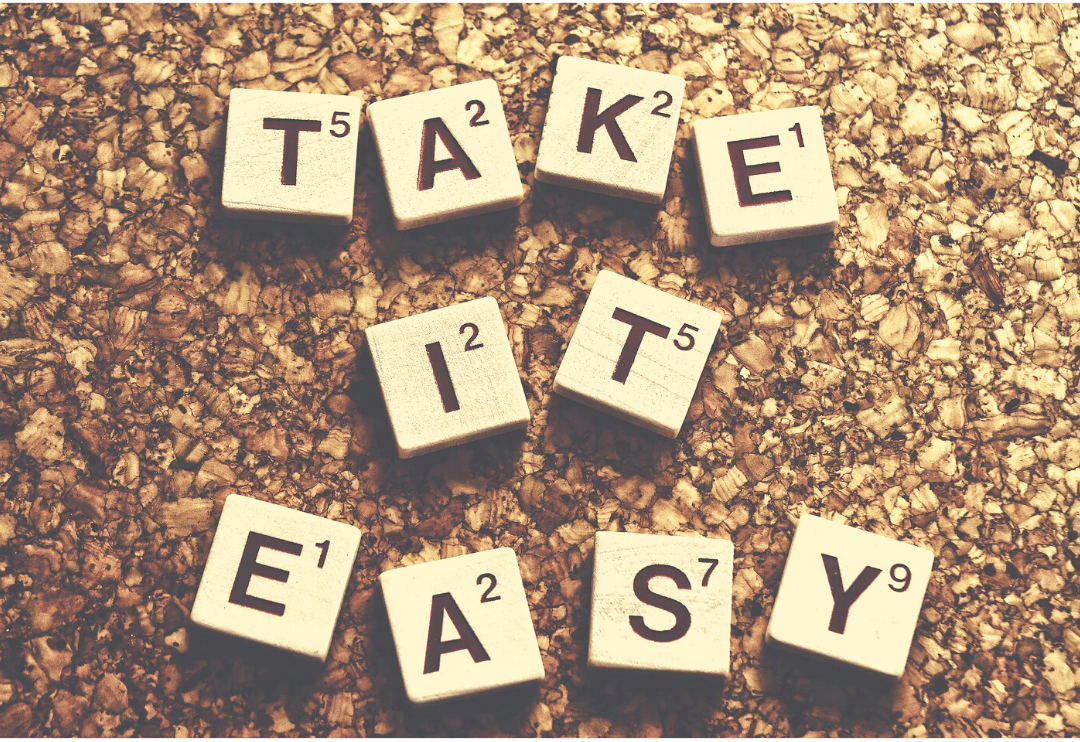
535 56 685 203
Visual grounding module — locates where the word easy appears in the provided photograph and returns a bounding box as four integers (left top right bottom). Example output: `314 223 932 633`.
191 498 934 703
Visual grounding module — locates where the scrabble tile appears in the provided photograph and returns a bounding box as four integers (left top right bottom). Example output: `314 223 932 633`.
379 548 544 705
692 106 839 247
365 296 530 458
589 531 734 677
367 79 523 230
221 88 362 225
766 514 935 678
534 56 684 203
553 270 722 438
189 494 362 662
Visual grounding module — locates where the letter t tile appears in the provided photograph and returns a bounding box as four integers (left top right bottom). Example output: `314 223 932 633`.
221 88 362 225
553 270 722 438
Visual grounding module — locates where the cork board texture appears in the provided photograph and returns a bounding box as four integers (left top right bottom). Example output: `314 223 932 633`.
1 3 1079 737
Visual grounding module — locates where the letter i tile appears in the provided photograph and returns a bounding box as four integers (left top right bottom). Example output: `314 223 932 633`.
190 495 362 662
365 296 530 458
693 106 839 246
766 514 935 678
534 56 685 203
589 532 734 677
379 548 544 705
367 78 523 230
553 270 722 438
221 88 362 225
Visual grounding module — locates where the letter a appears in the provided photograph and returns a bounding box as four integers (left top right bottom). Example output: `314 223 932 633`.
417 118 481 191
423 592 491 674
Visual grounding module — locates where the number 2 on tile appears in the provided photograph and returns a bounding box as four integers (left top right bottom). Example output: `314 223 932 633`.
460 323 483 351
477 573 500 602
652 90 673 118
466 100 489 127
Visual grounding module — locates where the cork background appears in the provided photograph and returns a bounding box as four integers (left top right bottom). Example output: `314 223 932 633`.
1 2 1079 737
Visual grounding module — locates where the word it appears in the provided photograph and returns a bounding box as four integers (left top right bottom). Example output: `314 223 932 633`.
363 271 722 456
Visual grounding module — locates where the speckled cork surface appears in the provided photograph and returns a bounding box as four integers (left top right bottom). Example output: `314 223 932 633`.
1 3 1079 737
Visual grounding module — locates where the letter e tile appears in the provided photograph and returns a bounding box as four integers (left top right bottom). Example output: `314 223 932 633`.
766 514 935 677
190 495 362 662
693 106 839 247
379 548 544 704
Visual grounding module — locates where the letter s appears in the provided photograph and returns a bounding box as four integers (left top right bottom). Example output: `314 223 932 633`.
628 564 692 643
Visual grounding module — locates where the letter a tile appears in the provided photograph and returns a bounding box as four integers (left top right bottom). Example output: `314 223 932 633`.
553 270 722 438
221 88 362 225
535 56 684 203
379 548 544 705
367 79 523 230
190 495 362 662
766 514 935 677
590 531 734 677
693 106 839 246
365 296 530 458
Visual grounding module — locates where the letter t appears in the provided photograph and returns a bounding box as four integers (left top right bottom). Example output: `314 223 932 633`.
263 118 323 186
611 308 670 384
